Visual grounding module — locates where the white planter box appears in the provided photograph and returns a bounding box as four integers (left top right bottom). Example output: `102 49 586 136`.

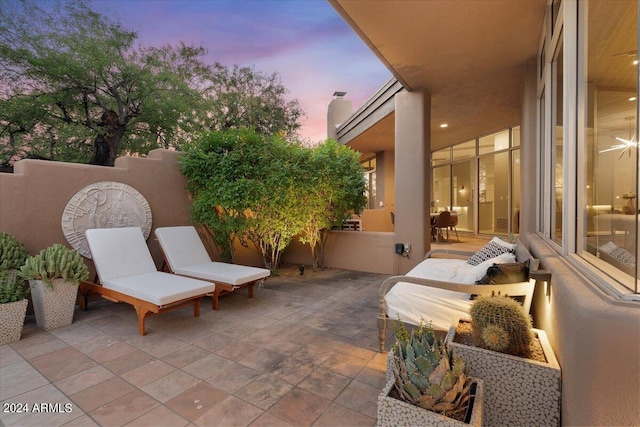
377 376 484 427
0 299 28 344
446 324 561 427
29 279 78 330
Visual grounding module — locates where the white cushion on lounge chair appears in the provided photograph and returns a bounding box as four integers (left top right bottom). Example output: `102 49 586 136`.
87 227 158 281
175 262 270 286
101 272 213 306
85 227 215 304
385 253 515 330
155 226 270 285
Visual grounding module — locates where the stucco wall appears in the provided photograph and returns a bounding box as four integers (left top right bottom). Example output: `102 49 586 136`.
0 150 194 275
526 234 640 426
284 230 396 274
0 149 398 276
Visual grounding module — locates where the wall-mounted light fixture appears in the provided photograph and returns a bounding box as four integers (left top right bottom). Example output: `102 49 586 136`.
530 269 552 297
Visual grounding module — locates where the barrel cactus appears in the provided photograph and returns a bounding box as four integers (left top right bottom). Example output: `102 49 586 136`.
19 244 89 288
391 321 473 418
469 295 533 358
0 232 29 271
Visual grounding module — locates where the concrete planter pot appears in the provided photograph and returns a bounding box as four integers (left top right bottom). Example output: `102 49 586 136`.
29 279 78 330
0 299 28 344
445 322 561 427
377 376 484 427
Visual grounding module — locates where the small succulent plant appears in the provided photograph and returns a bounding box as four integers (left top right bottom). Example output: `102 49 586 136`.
391 321 473 417
19 244 89 287
469 295 533 358
0 270 29 304
0 232 29 271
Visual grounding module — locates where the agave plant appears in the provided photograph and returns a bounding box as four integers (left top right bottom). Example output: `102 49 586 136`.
391 321 473 417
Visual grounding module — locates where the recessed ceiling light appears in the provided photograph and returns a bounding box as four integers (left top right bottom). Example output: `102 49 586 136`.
629 97 637 102
440 123 448 128
634 59 639 65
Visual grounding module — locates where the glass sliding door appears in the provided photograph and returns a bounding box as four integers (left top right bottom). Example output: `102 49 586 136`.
478 152 510 235
452 160 474 231
433 165 451 213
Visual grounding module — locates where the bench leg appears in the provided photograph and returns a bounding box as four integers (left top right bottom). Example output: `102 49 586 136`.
377 316 387 353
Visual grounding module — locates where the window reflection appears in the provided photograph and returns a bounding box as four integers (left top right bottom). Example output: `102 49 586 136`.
582 0 638 292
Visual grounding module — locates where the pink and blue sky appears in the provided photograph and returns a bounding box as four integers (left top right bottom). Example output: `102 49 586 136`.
92 0 392 143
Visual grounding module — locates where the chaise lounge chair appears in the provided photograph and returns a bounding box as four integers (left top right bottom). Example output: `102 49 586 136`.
155 226 271 310
81 227 215 336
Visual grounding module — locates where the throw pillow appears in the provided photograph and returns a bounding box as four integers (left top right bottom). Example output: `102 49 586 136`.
476 260 530 285
464 252 516 283
467 237 516 266
610 246 636 266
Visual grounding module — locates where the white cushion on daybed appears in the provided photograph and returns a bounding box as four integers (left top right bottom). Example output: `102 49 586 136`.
385 252 515 330
155 226 270 285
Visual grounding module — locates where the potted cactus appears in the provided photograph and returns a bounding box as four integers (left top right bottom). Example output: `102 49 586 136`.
378 321 484 427
0 231 30 274
0 270 30 344
445 295 561 426
19 244 89 330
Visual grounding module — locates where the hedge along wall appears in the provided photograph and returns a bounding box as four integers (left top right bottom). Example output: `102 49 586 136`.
0 148 397 275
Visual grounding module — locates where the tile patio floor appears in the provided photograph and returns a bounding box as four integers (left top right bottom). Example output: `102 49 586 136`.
0 236 487 427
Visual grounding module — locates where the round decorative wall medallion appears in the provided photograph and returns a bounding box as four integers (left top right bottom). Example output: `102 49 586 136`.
61 181 153 258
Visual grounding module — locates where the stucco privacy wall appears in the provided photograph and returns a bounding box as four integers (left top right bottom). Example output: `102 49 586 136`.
0 149 397 275
0 150 193 273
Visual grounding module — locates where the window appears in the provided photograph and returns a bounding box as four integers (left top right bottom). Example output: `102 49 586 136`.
432 147 451 166
552 41 564 245
538 0 639 295
362 157 377 209
433 165 451 213
431 127 520 235
579 0 638 293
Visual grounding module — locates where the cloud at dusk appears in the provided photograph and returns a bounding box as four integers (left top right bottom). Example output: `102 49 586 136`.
91 0 392 143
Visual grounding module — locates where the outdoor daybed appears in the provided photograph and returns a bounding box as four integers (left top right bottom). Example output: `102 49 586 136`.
81 227 215 336
378 237 539 352
155 226 271 310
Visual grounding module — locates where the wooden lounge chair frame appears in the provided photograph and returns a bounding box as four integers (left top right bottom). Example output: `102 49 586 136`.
79 277 201 336
160 261 259 310
155 226 270 310
81 227 215 336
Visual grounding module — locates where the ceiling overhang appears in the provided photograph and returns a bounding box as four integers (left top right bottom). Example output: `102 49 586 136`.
329 0 546 152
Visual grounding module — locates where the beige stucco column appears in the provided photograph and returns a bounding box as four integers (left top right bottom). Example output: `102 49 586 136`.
394 91 431 273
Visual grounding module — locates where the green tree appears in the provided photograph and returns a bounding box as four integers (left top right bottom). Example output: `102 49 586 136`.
298 139 367 268
204 64 305 141
0 0 304 167
182 128 307 269
0 0 209 166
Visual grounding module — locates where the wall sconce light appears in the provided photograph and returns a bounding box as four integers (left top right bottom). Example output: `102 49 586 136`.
530 269 552 297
